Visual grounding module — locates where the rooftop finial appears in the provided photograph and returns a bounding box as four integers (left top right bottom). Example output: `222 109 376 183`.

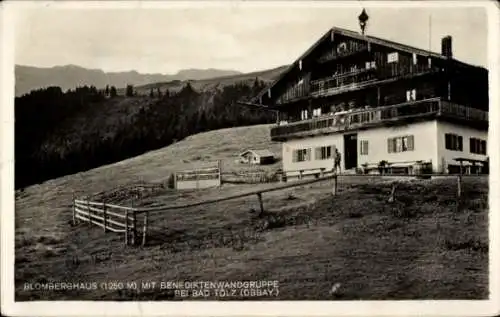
358 8 369 35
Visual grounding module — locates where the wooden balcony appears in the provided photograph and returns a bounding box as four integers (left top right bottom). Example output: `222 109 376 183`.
310 64 438 98
270 98 488 141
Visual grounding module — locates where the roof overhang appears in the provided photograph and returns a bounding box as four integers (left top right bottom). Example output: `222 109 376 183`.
248 26 487 107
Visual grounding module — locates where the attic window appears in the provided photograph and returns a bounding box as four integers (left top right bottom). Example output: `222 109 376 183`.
428 57 432 68
267 89 271 98
299 60 303 70
337 42 347 53
387 52 399 63
412 53 417 65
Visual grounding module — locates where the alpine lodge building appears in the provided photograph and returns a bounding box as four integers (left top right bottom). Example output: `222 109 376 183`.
246 13 489 179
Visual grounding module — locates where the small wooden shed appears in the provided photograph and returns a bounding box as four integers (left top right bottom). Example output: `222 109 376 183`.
239 149 275 165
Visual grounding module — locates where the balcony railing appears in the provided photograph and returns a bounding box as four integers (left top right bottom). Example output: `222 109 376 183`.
310 64 438 98
270 98 488 140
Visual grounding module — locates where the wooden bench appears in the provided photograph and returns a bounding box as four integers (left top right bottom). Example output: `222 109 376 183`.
361 160 432 175
450 157 488 175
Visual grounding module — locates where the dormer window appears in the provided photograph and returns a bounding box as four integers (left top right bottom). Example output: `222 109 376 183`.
299 60 303 70
412 53 418 65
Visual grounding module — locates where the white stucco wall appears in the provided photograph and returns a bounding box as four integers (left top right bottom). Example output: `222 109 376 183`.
357 120 439 170
281 119 487 175
436 121 488 172
282 120 439 173
282 134 344 174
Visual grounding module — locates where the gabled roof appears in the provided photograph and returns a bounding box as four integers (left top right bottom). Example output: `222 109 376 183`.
239 149 275 157
252 26 485 103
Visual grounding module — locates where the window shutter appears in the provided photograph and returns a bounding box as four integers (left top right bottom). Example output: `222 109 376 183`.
292 150 298 162
445 134 451 150
458 136 463 151
306 148 312 161
407 135 414 151
481 140 487 155
387 138 393 153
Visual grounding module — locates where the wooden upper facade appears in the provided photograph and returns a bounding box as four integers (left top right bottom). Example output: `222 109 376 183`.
249 27 489 141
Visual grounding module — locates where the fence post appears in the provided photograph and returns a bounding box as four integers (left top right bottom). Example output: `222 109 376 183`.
218 160 222 188
196 171 200 190
103 203 107 232
72 192 76 226
125 210 129 246
132 211 137 246
457 174 462 199
299 170 303 180
87 200 91 226
142 212 149 246
257 193 264 215
173 172 177 189
320 169 324 178
332 175 338 196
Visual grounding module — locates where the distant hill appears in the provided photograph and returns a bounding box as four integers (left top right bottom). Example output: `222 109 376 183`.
14 64 245 97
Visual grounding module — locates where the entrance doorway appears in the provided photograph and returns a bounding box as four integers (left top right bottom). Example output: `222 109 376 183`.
344 133 358 170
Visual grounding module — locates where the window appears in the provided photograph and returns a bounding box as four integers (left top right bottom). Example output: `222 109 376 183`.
428 57 432 68
412 53 418 65
312 108 322 117
360 140 369 155
387 52 399 63
293 148 311 162
337 42 347 53
388 135 414 153
445 133 463 151
300 109 309 120
315 146 333 160
365 61 376 69
470 138 487 155
406 89 417 101
299 60 303 70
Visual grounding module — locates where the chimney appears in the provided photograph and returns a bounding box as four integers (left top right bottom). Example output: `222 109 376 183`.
441 36 452 58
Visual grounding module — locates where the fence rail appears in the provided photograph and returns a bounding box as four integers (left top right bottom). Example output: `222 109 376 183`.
73 168 483 247
174 161 222 189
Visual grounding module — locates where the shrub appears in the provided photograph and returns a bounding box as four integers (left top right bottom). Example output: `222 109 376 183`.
166 173 175 189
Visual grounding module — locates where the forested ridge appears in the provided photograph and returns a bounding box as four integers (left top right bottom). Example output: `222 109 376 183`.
15 79 274 189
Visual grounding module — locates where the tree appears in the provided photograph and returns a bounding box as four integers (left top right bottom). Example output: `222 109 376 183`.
105 85 110 96
157 88 162 98
126 84 134 97
110 86 117 97
150 88 154 98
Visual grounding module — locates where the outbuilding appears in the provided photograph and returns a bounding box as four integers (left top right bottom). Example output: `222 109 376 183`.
239 149 275 165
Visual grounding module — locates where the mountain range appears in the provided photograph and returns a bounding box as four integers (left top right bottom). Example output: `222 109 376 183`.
15 64 244 97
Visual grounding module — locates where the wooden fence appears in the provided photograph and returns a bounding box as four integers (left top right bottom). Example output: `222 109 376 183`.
72 172 481 247
174 160 222 190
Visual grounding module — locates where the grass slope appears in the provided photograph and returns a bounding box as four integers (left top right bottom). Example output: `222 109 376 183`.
15 125 488 300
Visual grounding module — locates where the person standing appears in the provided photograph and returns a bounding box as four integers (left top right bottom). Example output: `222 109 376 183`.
333 148 342 174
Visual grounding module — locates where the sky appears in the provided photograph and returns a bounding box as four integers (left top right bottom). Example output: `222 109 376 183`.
13 2 488 74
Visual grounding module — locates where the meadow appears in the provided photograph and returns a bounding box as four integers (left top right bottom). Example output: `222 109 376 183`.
14 125 489 300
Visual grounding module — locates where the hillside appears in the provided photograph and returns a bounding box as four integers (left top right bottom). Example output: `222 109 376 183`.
15 64 249 97
14 125 488 300
132 65 287 95
15 76 281 188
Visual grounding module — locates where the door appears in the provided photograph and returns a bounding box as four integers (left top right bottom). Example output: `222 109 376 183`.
344 133 358 170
